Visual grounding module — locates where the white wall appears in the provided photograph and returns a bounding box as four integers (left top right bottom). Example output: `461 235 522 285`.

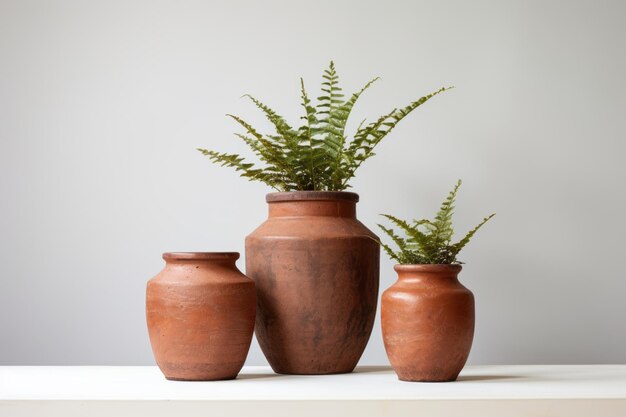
1 0 625 365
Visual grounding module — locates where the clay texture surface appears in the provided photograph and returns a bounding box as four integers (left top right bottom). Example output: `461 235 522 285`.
246 192 380 375
382 264 474 382
146 252 255 380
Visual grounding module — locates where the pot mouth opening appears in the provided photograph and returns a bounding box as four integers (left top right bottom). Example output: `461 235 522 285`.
162 252 240 261
266 191 359 203
394 264 462 272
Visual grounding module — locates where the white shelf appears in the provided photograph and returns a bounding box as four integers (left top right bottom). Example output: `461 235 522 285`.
1 365 625 416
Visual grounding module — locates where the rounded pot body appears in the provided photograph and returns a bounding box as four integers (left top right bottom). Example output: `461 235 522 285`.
382 264 474 382
146 252 256 381
245 191 380 375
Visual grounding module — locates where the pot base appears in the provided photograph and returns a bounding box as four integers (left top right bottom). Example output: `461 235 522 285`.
397 375 459 383
165 374 238 382
272 366 356 376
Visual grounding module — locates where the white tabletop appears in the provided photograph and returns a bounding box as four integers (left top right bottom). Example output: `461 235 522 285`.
1 365 625 417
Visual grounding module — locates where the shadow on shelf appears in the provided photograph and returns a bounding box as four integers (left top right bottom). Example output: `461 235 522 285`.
457 374 528 382
353 366 394 374
236 373 283 381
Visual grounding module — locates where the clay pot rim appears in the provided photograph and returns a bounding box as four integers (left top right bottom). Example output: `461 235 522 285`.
266 191 359 203
394 264 462 273
162 252 240 261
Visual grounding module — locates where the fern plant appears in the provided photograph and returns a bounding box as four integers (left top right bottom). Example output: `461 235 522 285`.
378 180 495 264
198 61 451 191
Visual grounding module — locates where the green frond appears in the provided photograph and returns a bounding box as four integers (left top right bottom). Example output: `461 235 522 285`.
413 219 434 228
343 86 452 186
378 223 408 250
376 182 494 265
226 114 268 144
376 234 402 263
377 224 424 264
227 114 309 189
197 148 283 191
431 179 462 245
197 148 251 170
315 61 346 189
240 96 308 184
328 77 380 187
233 133 286 166
343 78 379 115
294 79 319 190
232 133 273 165
451 213 496 259
381 214 414 235
243 95 298 145
198 62 451 192
381 214 430 253
299 78 318 142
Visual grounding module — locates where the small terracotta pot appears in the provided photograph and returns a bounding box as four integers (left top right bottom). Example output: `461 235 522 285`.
381 264 474 382
246 191 380 375
146 252 255 381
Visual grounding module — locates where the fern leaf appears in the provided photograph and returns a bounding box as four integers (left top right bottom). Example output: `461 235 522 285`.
233 133 294 186
298 78 318 142
377 224 414 263
297 78 326 190
342 78 379 118
378 238 402 263
227 114 278 148
197 148 283 190
241 95 313 186
200 63 452 192
451 213 496 260
233 133 268 161
243 95 298 144
315 61 346 187
227 115 285 159
343 86 452 186
381 214 427 242
329 77 380 188
377 181 493 264
380 213 433 257
431 179 461 246
377 223 409 251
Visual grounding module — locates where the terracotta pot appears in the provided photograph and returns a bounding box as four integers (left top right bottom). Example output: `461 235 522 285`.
382 264 474 382
245 191 380 375
146 252 255 381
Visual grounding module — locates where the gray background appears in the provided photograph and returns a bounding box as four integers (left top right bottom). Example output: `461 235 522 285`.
1 0 625 365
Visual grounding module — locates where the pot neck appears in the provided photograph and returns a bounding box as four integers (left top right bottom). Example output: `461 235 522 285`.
266 192 358 218
394 264 462 284
162 252 239 267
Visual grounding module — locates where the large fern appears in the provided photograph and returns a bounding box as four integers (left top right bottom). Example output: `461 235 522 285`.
198 61 451 191
378 180 495 264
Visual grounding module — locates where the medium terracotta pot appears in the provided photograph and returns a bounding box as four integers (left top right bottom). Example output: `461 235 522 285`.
146 252 255 381
382 264 474 382
245 191 380 375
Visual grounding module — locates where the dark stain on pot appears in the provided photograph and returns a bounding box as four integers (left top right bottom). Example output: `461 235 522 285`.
246 191 380 375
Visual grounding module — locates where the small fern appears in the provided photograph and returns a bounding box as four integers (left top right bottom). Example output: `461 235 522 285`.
378 180 495 264
198 61 451 191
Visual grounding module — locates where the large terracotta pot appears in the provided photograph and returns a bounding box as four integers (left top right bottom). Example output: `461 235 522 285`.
146 252 256 381
382 264 474 382
245 191 380 375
